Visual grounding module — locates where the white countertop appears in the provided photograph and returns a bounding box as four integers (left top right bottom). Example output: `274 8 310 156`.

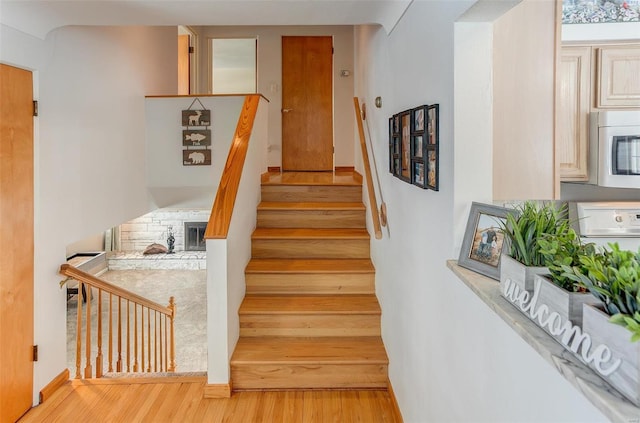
447 260 640 423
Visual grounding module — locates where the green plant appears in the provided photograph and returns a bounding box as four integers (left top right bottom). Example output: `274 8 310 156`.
538 228 596 292
501 201 571 267
562 243 640 342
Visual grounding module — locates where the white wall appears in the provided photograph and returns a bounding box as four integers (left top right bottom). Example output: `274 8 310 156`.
192 25 355 168
453 21 494 252
0 24 45 71
65 233 104 257
1 24 177 404
354 1 608 421
145 96 245 208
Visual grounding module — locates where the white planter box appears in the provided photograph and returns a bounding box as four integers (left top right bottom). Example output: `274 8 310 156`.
535 274 600 328
499 254 548 293
582 304 640 406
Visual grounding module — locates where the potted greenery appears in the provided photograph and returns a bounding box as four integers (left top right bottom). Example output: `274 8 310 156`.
499 201 570 293
534 228 600 328
563 243 640 406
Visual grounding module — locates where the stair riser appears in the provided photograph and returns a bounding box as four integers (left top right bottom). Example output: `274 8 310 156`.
231 364 388 390
257 210 366 229
245 273 375 295
240 315 381 337
261 186 362 203
252 240 370 259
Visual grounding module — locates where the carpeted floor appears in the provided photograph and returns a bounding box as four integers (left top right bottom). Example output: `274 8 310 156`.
66 269 207 376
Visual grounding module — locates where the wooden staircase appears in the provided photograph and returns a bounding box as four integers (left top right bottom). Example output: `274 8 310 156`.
230 171 388 390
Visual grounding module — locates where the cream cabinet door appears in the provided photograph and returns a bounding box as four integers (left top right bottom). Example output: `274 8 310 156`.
558 46 591 181
597 45 640 108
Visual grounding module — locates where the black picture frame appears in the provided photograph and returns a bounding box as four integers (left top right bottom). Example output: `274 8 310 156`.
413 161 425 187
389 104 439 191
413 106 426 132
426 104 439 190
458 202 511 280
427 104 439 146
388 117 394 173
399 111 412 182
389 117 401 177
426 148 437 191
411 105 428 189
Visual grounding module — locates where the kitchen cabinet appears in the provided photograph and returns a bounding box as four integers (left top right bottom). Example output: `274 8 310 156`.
557 42 640 182
597 45 640 108
558 45 591 181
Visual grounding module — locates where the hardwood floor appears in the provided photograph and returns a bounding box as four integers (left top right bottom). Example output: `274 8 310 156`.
19 171 398 421
19 377 401 422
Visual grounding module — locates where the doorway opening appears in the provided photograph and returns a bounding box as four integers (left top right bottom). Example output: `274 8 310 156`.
178 25 196 95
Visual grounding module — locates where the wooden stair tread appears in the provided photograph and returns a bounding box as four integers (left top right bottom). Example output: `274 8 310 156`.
231 337 388 364
261 171 362 186
239 295 381 314
246 258 374 274
236 171 386 390
258 202 365 211
252 228 370 239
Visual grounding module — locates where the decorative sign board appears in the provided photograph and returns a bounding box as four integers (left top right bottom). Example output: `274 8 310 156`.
502 277 621 377
183 149 211 166
181 97 212 166
182 130 211 147
181 109 211 127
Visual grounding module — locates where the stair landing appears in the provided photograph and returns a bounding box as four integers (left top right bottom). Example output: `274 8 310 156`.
260 171 363 186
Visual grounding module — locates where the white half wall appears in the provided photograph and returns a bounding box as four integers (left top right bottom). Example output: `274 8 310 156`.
206 97 268 384
145 96 245 209
191 25 355 168
354 0 608 420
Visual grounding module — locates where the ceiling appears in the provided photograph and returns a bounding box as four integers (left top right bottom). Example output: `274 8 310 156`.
0 0 412 39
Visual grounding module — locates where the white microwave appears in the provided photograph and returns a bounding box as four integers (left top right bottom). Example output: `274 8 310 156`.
588 110 640 189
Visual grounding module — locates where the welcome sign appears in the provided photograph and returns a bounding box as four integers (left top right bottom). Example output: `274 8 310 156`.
502 277 622 377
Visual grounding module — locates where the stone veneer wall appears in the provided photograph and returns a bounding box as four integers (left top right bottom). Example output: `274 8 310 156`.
119 208 210 252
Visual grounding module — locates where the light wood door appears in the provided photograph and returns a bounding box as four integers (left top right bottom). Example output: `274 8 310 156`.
0 64 34 422
597 45 640 108
281 36 333 171
178 34 190 95
558 45 591 181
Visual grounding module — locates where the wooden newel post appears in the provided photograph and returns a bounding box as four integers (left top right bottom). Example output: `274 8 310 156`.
168 296 176 372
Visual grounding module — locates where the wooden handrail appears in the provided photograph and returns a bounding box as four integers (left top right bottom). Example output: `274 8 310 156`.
60 263 176 378
353 98 382 240
60 264 172 315
205 94 261 239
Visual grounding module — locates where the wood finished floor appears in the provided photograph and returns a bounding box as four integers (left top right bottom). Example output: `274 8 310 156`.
19 376 401 423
